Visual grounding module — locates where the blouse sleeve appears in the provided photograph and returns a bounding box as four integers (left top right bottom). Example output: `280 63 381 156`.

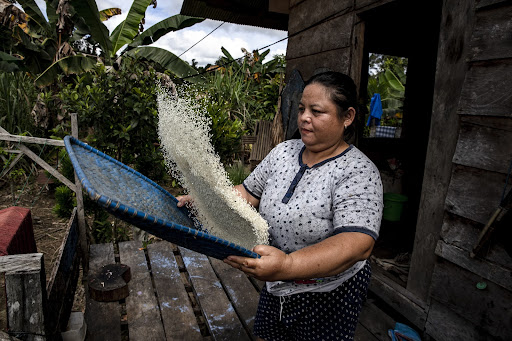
332 158 383 240
242 143 281 199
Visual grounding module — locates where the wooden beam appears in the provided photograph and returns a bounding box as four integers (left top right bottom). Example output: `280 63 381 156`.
118 241 166 340
0 152 24 180
46 209 81 337
180 247 251 340
426 299 492 340
408 0 476 301
209 257 260 337
0 133 64 147
429 260 512 340
468 3 512 61
435 240 512 291
147 242 202 340
15 142 76 192
458 60 512 117
85 243 122 341
71 113 89 276
445 165 506 225
0 253 44 273
0 124 76 192
452 120 512 173
1 253 48 340
357 298 396 341
369 267 427 330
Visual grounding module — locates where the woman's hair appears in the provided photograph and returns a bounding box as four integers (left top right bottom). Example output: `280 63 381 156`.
304 71 358 140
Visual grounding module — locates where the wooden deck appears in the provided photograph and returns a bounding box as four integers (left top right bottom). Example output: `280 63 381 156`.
85 240 395 340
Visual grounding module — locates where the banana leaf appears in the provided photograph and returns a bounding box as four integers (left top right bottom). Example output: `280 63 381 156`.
0 52 22 72
384 69 405 91
100 8 122 22
126 46 202 83
110 0 153 57
35 55 96 87
71 0 112 56
221 46 235 61
128 15 204 48
16 0 51 33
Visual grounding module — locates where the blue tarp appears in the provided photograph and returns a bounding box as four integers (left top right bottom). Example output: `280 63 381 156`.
366 93 383 126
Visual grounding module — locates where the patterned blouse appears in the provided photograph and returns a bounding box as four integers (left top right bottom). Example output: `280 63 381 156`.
243 139 383 295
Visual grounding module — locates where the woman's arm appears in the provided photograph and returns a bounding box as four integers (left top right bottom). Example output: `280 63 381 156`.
224 232 374 282
176 184 260 208
233 184 260 208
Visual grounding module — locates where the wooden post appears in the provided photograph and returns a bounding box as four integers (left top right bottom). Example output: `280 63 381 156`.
1 253 48 341
70 113 89 276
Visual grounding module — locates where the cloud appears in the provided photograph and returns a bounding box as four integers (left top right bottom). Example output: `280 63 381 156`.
152 29 250 66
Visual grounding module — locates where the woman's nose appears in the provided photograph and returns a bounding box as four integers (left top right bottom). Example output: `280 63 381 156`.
299 110 312 123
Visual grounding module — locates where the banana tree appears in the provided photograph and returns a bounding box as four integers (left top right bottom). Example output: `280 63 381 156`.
367 68 406 118
0 0 203 86
33 0 204 86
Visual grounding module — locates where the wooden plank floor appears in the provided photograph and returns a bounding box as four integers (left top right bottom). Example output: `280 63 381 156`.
85 241 395 340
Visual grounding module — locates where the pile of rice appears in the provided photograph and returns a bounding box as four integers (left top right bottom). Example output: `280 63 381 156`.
156 85 269 250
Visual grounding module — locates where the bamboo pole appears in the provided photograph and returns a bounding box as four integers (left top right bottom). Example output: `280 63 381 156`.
70 113 89 276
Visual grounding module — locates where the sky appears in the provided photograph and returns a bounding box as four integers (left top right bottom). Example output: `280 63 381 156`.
31 0 288 66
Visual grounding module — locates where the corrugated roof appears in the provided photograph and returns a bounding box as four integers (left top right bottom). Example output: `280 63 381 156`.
180 0 288 31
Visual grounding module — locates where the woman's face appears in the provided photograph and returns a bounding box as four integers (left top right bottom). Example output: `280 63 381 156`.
298 83 348 153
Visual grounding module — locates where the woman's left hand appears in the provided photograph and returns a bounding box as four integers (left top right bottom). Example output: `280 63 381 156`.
224 245 293 282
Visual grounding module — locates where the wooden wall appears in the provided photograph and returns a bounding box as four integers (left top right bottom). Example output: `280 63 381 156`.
285 0 512 339
286 0 355 82
425 0 512 339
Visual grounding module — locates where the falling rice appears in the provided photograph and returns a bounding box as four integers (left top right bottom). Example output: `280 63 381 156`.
156 85 269 250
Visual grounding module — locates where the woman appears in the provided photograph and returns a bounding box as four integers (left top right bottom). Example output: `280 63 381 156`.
179 71 383 340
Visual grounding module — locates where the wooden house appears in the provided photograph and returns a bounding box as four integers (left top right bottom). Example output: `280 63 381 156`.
181 0 512 339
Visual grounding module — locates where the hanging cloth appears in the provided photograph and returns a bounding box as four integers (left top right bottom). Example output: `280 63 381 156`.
366 93 383 126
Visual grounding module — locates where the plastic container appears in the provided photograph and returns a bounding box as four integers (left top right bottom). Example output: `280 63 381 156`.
383 193 408 222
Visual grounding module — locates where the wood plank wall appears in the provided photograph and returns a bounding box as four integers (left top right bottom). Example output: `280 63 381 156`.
286 0 355 80
426 0 512 339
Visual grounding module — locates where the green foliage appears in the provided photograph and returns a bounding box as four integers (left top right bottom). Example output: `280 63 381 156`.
53 185 76 217
58 149 75 181
190 50 285 164
52 59 167 180
226 161 250 186
367 53 407 129
0 72 38 135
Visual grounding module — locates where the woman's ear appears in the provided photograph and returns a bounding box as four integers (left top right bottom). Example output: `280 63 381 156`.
344 107 356 127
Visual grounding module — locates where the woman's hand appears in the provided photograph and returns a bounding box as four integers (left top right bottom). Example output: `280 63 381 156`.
175 194 193 208
224 245 293 282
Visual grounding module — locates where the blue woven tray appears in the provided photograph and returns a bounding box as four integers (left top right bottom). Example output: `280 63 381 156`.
63 136 260 260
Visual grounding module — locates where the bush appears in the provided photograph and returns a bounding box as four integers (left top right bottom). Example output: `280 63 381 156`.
53 185 76 217
51 59 168 181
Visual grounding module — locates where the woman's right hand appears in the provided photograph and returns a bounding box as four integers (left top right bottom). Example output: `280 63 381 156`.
175 194 193 208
